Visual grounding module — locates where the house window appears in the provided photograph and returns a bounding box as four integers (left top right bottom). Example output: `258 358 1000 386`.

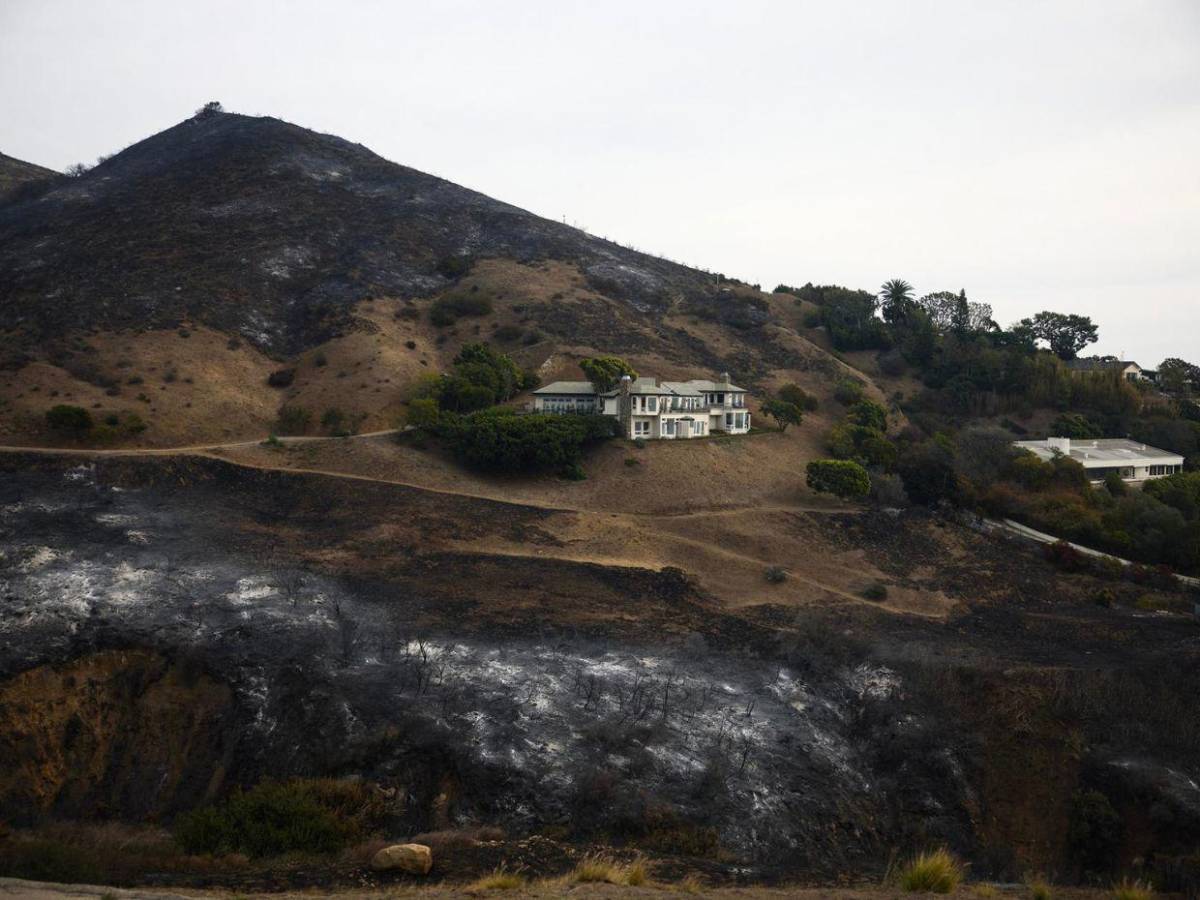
647 397 657 413
725 413 733 427
664 420 675 436
634 420 650 436
716 393 725 404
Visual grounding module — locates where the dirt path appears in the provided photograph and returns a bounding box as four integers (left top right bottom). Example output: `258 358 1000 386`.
0 435 856 521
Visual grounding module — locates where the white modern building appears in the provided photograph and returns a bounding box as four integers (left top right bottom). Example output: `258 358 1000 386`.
1014 436 1184 484
532 372 751 440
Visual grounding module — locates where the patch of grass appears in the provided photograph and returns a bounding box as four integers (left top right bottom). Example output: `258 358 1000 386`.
676 873 704 893
467 868 525 892
1025 874 1053 900
1112 878 1155 900
569 854 646 886
898 848 964 893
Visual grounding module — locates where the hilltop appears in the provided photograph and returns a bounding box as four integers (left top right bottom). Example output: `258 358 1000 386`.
0 107 863 446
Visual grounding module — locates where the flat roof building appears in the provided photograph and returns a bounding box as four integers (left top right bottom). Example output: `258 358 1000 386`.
1014 436 1184 484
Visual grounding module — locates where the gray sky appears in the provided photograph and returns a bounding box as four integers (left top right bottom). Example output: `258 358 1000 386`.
3 0 1198 366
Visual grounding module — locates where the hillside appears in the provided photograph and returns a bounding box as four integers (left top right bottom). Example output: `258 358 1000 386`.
0 151 57 196
0 108 866 447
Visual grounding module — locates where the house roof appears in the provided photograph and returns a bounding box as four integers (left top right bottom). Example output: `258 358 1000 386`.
1066 357 1142 372
532 381 596 395
1014 438 1184 467
535 375 748 397
681 379 747 392
660 381 704 397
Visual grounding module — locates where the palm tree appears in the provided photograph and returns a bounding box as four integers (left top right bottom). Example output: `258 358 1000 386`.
879 278 915 325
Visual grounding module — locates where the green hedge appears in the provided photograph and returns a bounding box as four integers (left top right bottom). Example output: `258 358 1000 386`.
434 409 615 473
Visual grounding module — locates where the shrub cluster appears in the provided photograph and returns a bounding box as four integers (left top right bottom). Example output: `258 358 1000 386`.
174 779 388 858
410 343 537 415
806 459 871 500
430 291 492 327
432 409 615 474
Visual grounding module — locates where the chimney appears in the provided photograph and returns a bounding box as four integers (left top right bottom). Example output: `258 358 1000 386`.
1047 436 1071 455
618 374 634 437
719 371 729 384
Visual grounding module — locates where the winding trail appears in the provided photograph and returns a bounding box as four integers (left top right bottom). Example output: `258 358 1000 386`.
0 431 856 520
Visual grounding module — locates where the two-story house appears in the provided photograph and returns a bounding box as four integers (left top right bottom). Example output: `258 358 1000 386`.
532 372 751 439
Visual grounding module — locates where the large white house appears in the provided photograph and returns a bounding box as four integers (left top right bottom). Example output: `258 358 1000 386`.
1014 436 1184 484
532 372 751 440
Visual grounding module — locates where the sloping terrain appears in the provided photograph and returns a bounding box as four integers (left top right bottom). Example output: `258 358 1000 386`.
2 455 1198 889
0 152 58 196
0 110 869 447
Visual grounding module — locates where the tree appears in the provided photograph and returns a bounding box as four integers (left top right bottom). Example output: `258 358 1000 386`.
761 398 802 432
822 288 888 351
879 279 916 325
806 459 871 500
196 100 224 118
579 356 637 393
406 398 440 428
777 383 818 411
45 404 93 435
1158 357 1199 396
1018 311 1099 360
897 441 959 506
64 162 91 178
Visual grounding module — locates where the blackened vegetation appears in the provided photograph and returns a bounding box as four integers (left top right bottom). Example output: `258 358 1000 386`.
0 110 721 354
1 456 1198 888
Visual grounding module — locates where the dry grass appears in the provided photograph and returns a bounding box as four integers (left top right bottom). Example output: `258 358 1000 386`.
1026 874 1053 900
1111 879 1154 900
569 854 648 886
675 873 705 893
467 868 526 892
897 848 964 893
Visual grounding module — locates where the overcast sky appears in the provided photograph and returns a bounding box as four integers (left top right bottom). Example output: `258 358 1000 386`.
2 0 1197 365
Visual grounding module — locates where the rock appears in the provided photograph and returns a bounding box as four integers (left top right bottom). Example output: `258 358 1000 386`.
371 843 433 875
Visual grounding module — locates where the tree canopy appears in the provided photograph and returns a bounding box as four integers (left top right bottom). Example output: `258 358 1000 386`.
1018 311 1099 360
579 356 637 393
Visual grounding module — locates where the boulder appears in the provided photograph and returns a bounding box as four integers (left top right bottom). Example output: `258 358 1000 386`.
371 842 433 875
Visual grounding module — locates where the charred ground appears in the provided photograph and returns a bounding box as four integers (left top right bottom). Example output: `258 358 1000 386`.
1 455 1197 889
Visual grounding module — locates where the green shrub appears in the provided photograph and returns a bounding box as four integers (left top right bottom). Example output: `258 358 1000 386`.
437 343 525 411
778 383 818 412
320 407 345 434
806 459 871 500
862 582 888 601
765 566 788 584
430 292 492 327
834 378 865 406
267 368 295 388
174 779 377 859
435 255 473 279
761 397 803 432
45 404 93 435
274 405 312 436
898 848 964 893
433 410 614 474
407 398 440 428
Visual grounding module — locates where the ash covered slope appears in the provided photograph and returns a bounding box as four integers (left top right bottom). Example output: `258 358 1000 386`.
0 109 723 353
